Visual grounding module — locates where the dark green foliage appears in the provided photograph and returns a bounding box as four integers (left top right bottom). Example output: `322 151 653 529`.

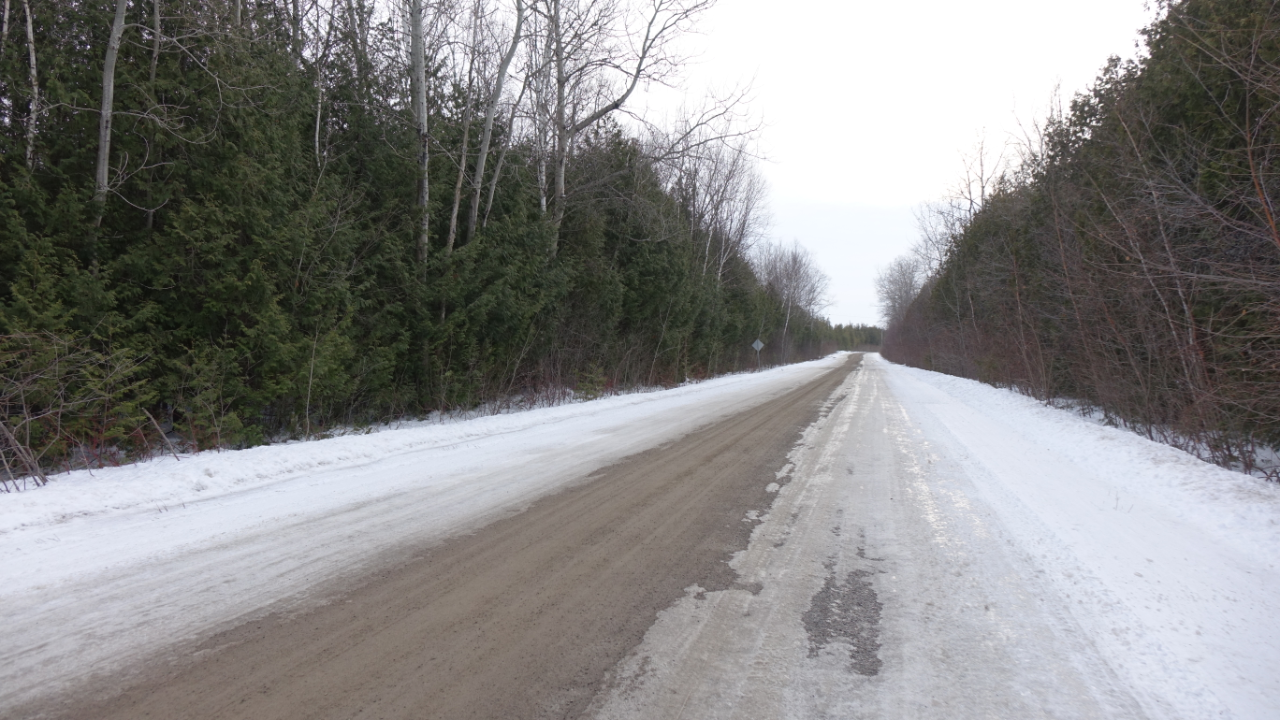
0 332 152 489
0 0 853 477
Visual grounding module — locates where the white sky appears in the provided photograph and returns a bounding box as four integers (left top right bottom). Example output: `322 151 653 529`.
637 0 1158 326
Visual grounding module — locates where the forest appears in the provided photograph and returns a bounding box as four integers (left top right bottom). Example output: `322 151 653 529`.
879 0 1280 477
0 0 878 484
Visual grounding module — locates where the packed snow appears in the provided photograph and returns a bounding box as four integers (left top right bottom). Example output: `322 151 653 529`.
882 356 1280 719
590 354 1280 720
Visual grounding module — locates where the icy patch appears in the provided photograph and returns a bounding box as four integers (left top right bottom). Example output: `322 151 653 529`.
801 559 883 676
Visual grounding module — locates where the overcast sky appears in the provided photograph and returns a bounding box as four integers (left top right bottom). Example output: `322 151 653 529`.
638 0 1158 326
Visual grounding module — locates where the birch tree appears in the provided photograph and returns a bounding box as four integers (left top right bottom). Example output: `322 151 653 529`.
481 72 529 227
444 0 482 254
409 0 431 258
148 0 160 85
536 0 713 247
463 0 524 245
20 0 36 169
2 0 10 59
93 0 130 222
756 241 829 360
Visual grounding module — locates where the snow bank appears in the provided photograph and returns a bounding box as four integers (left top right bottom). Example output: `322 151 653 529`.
883 356 1280 570
0 357 841 536
879 354 1280 720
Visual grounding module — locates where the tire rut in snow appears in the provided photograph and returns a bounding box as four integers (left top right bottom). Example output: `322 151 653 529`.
802 556 884 676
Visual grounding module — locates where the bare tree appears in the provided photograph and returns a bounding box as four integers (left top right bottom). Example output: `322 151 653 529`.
309 2 340 170
93 0 130 223
464 0 524 245
756 240 830 360
409 0 432 258
874 255 922 330
20 0 36 169
536 0 713 247
481 73 530 227
1 0 10 59
708 140 767 281
659 129 767 280
444 0 483 254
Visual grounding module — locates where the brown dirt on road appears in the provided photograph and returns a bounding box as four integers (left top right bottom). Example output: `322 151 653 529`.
46 356 857 720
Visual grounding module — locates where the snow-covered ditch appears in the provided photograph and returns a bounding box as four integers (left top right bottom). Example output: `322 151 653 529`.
0 355 847 712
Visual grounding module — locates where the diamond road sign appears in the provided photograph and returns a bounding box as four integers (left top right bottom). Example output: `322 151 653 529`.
752 339 764 352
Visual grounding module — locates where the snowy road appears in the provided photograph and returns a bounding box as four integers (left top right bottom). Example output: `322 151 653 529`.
3 353 1278 719
593 355 1280 720
1 355 850 717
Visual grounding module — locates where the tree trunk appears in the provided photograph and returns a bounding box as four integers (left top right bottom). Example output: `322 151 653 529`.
94 0 129 223
409 0 430 259
292 0 301 55
21 0 36 170
464 0 523 246
530 13 551 219
445 3 481 255
314 86 324 167
2 0 11 59
482 118 512 227
149 0 160 85
537 152 547 214
146 0 162 230
312 13 338 173
549 0 567 239
482 74 530 228
781 298 792 363
445 101 475 254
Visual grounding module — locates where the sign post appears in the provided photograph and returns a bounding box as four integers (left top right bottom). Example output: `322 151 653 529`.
752 339 764 370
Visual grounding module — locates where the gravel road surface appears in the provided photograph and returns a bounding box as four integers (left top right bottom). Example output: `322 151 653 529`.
38 358 858 720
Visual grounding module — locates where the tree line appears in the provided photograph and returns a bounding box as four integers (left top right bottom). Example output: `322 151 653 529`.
0 0 870 486
879 0 1280 478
